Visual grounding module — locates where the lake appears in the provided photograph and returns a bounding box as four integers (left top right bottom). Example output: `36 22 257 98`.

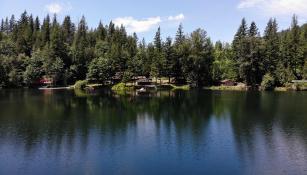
0 89 306 175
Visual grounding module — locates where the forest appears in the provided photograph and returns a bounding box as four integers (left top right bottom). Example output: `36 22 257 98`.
0 11 306 89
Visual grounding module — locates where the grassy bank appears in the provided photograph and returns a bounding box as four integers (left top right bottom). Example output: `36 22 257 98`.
72 80 307 92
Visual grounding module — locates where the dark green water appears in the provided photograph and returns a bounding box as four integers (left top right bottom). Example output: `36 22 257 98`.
0 89 306 175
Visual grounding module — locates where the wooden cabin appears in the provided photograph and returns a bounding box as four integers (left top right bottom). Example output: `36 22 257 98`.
220 79 236 86
39 76 54 86
136 77 153 86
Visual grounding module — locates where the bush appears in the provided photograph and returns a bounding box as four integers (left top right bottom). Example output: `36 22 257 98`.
111 83 134 91
261 74 275 91
112 83 126 91
74 80 88 90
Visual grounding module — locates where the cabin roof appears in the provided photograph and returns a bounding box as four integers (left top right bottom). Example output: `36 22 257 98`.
220 79 234 83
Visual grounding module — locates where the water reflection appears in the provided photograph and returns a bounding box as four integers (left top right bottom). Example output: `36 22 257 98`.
0 90 306 174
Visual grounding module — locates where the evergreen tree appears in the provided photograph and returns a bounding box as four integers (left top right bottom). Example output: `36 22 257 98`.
9 15 16 33
154 27 162 51
0 19 4 32
183 29 213 86
97 21 107 41
50 16 68 66
72 16 89 81
41 14 50 46
288 15 304 79
263 18 280 75
173 24 185 83
62 16 75 45
232 18 248 81
163 37 175 82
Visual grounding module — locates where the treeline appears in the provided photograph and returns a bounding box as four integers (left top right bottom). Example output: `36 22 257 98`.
0 11 306 88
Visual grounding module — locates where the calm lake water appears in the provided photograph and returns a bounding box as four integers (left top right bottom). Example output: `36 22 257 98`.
0 89 306 175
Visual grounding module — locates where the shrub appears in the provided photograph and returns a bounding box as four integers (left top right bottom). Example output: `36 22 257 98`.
261 74 275 91
112 83 134 91
112 83 126 91
74 80 88 90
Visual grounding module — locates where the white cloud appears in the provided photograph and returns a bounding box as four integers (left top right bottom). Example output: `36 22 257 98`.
168 13 185 21
113 16 162 33
238 0 307 17
238 0 264 9
45 2 72 14
113 13 185 33
46 3 62 14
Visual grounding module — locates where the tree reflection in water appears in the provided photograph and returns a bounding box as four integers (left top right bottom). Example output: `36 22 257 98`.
0 89 306 174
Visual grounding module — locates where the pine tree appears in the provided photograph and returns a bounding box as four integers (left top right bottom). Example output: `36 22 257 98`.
183 28 213 86
163 37 175 82
62 16 75 45
263 18 280 75
152 27 165 81
9 15 15 33
4 17 9 34
233 19 248 82
50 16 67 65
0 19 4 32
34 16 40 32
107 21 115 42
97 21 107 41
71 16 89 80
154 27 162 51
248 22 263 85
41 14 50 46
288 15 304 79
173 24 185 83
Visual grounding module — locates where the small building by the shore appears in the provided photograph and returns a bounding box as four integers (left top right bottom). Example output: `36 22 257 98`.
39 76 54 86
136 77 153 86
220 79 236 86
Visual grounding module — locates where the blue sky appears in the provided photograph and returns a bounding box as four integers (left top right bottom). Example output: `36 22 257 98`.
0 0 307 43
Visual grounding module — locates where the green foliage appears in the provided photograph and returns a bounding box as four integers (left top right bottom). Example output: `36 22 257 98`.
23 52 43 85
0 59 8 87
74 80 88 90
212 42 237 82
304 61 307 79
87 57 114 83
261 73 276 90
0 39 17 56
170 84 190 90
263 18 279 74
122 71 133 83
182 29 213 86
111 83 133 91
0 12 307 90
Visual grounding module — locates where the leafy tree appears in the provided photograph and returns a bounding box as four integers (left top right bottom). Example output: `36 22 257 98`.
23 51 44 85
261 73 275 90
87 56 115 83
303 60 307 79
183 29 213 86
5 54 28 87
212 42 237 82
0 57 8 87
0 39 17 56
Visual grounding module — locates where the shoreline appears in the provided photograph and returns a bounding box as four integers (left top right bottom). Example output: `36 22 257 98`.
1 83 306 92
